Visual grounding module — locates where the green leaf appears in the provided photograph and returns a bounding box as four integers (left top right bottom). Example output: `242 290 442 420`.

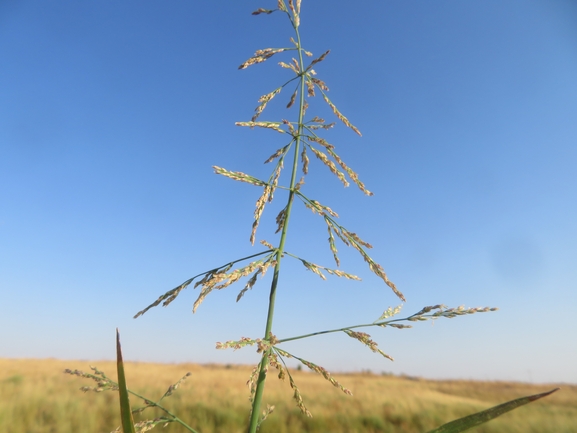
426 388 559 433
116 329 136 433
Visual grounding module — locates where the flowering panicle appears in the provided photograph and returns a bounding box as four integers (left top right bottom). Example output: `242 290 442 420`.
64 4 508 433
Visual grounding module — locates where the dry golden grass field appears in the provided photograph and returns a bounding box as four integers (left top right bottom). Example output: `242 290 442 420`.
0 358 575 433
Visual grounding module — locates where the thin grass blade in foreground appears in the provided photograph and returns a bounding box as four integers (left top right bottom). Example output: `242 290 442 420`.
116 329 137 433
426 388 560 433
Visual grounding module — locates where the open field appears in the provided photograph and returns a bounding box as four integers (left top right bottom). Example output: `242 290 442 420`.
0 358 575 433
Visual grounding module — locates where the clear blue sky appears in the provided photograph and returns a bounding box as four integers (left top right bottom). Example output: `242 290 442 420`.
1 1 576 384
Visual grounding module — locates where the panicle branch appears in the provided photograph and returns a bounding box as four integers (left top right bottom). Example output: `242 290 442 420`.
344 330 394 361
320 91 361 136
276 348 353 397
239 48 289 70
213 166 268 187
284 252 361 281
67 366 196 433
64 366 117 393
406 305 499 321
302 133 372 195
252 88 282 121
235 121 286 133
193 254 277 312
134 250 274 318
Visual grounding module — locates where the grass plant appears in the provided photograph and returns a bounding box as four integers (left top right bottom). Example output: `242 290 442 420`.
59 1 560 431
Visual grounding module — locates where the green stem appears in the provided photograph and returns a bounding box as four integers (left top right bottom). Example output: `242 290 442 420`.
277 316 418 344
247 17 307 433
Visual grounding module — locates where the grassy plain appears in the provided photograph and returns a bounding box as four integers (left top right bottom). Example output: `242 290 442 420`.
0 358 575 433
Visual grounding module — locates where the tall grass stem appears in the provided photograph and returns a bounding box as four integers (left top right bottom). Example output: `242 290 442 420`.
247 17 308 433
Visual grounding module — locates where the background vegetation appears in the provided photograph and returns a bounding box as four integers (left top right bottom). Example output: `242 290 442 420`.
1 358 574 433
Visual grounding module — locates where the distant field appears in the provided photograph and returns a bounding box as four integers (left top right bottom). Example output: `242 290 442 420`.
0 358 575 433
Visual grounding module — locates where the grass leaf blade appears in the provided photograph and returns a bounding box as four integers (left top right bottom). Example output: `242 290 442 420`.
116 329 136 433
426 388 560 433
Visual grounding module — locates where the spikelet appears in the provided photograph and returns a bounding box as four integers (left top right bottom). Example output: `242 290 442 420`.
299 196 339 220
133 272 205 318
264 144 290 164
247 361 262 404
375 305 403 322
288 0 300 27
327 224 339 266
259 404 275 426
341 228 372 248
321 93 361 136
193 257 271 312
277 0 288 13
275 206 288 234
306 119 335 130
301 146 309 174
344 330 394 361
269 353 312 417
236 270 260 302
323 268 360 280
306 50 330 71
299 259 326 280
268 161 283 202
307 135 334 149
249 160 281 245
213 166 267 187
386 323 413 329
328 221 350 247
278 61 300 75
295 176 305 191
251 186 272 245
252 8 274 15
260 239 275 250
295 256 360 281
236 121 285 133
311 77 329 91
239 48 287 70
291 57 300 72
310 199 339 217
287 87 298 108
216 337 258 350
308 146 349 187
292 355 352 396
252 87 282 121
351 246 405 302
287 371 310 416
325 147 373 196
161 372 192 399
305 78 315 97
283 118 296 136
